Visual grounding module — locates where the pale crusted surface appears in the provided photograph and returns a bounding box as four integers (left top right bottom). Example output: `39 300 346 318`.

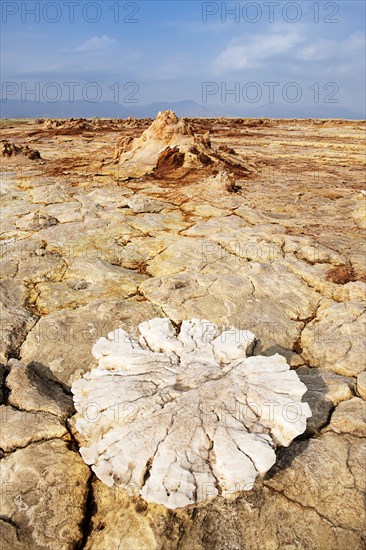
324 397 366 437
6 358 74 418
357 372 366 401
1 114 365 548
357 372 366 400
0 520 29 550
72 318 310 509
301 300 366 377
19 298 160 385
0 359 91 550
0 439 90 550
0 281 37 363
0 404 67 452
265 432 366 534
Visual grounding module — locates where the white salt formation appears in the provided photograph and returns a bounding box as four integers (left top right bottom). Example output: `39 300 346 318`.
72 318 311 509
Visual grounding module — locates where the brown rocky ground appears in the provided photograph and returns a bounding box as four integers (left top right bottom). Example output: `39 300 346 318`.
0 116 365 549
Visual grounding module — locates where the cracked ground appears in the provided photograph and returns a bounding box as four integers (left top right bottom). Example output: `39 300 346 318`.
0 117 365 549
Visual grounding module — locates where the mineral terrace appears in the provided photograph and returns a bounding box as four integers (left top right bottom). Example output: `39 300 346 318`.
0 113 365 549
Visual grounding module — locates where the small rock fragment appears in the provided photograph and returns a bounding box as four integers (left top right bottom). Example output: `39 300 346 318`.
2 140 42 160
356 372 366 400
301 300 366 377
6 359 74 419
0 405 67 452
325 398 366 437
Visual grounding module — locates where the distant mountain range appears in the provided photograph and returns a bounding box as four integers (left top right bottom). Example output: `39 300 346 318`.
1 99 364 120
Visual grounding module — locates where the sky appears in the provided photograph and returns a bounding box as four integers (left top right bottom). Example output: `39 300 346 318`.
1 0 365 115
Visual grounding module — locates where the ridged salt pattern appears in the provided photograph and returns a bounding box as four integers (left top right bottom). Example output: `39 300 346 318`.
72 318 311 509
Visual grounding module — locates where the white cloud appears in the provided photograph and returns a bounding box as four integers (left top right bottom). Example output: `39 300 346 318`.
297 39 337 62
73 35 117 52
342 31 365 53
213 28 304 72
298 32 365 62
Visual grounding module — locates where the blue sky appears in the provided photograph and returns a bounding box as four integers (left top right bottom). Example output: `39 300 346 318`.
1 1 365 114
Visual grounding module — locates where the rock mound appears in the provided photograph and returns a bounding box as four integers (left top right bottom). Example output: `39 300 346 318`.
116 110 252 180
123 116 151 128
43 118 93 131
2 140 42 160
154 146 186 174
40 118 134 135
42 119 63 129
113 136 134 160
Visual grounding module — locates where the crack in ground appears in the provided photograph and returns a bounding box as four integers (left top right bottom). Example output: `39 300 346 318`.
75 472 97 550
264 485 364 537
